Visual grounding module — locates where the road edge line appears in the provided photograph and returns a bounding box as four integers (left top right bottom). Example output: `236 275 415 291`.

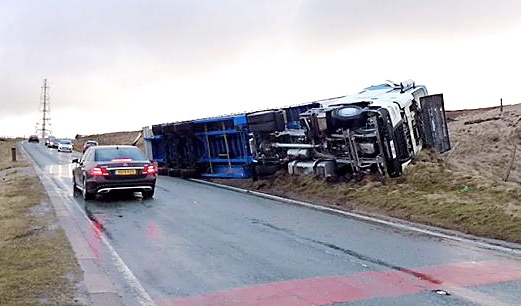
189 178 521 256
20 142 157 306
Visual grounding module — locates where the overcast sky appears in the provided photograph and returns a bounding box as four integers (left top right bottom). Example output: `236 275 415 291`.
1 0 521 137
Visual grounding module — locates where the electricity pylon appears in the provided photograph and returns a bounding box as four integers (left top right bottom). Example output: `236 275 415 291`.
36 79 52 138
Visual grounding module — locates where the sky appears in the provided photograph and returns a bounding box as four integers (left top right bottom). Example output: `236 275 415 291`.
1 0 521 138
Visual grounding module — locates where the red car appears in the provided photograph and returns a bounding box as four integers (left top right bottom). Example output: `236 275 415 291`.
28 135 39 143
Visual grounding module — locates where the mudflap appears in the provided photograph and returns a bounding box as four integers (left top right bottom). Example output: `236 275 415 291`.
419 94 451 153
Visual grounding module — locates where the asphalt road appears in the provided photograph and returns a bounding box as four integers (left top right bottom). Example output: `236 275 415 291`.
22 141 521 306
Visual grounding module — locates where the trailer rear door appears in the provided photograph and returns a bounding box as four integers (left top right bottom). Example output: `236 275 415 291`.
419 94 451 153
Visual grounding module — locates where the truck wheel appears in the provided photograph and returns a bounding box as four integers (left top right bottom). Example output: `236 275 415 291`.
331 106 367 130
180 169 199 178
254 165 279 177
168 168 181 177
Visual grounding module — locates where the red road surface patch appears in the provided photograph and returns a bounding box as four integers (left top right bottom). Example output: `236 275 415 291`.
156 260 521 306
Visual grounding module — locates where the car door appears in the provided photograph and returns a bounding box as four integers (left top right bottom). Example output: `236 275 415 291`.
75 149 91 185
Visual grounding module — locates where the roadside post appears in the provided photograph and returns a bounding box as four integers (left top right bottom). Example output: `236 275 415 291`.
503 145 517 182
11 147 16 162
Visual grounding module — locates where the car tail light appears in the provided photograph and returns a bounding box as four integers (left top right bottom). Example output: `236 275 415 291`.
90 166 109 177
142 164 157 175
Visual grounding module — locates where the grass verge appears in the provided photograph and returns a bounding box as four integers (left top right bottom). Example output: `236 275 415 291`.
0 139 85 306
213 150 521 244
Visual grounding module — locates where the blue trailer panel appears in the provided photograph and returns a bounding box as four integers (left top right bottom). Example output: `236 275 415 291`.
192 114 253 179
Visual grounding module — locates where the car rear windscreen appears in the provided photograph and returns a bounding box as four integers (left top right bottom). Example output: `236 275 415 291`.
95 147 146 161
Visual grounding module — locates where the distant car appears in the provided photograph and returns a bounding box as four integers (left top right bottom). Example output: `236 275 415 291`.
58 140 73 153
47 137 59 148
82 140 99 153
45 136 56 147
72 145 157 200
28 135 39 143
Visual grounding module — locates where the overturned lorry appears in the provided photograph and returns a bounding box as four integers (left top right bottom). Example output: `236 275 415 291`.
144 80 450 179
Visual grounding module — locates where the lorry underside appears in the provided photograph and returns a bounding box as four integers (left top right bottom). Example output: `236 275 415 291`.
247 82 450 179
144 80 451 180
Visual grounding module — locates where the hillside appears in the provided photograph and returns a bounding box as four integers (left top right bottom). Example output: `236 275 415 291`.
73 131 144 152
79 105 521 243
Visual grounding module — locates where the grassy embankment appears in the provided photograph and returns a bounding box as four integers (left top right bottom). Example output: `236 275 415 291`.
0 139 85 306
72 131 144 152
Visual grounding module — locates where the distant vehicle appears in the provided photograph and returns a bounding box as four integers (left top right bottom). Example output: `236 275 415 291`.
45 136 55 147
82 140 98 153
72 145 157 200
28 135 39 143
47 137 59 148
58 140 73 153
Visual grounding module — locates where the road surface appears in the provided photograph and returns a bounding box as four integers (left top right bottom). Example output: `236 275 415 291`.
22 141 521 306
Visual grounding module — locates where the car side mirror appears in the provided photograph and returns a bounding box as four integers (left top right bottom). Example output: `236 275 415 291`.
72 158 78 163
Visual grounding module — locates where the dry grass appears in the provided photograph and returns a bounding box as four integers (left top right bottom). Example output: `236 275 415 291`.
0 139 28 171
213 104 521 243
0 140 85 306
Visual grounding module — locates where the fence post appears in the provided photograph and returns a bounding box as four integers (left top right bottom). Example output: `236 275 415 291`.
500 98 503 112
11 147 16 162
503 145 517 182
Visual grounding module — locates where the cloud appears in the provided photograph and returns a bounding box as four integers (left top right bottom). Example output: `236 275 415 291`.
293 0 521 46
1 0 521 136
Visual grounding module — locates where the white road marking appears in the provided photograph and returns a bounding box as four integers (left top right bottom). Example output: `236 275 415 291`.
22 143 156 306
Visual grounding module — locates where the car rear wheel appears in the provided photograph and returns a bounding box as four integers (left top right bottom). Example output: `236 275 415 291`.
142 188 155 199
82 177 95 201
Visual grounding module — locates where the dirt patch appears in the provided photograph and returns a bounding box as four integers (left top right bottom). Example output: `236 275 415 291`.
0 140 86 306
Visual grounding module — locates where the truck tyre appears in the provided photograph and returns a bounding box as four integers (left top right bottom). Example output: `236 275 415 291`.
158 167 168 176
180 168 199 179
168 168 181 177
331 106 367 130
254 164 279 177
